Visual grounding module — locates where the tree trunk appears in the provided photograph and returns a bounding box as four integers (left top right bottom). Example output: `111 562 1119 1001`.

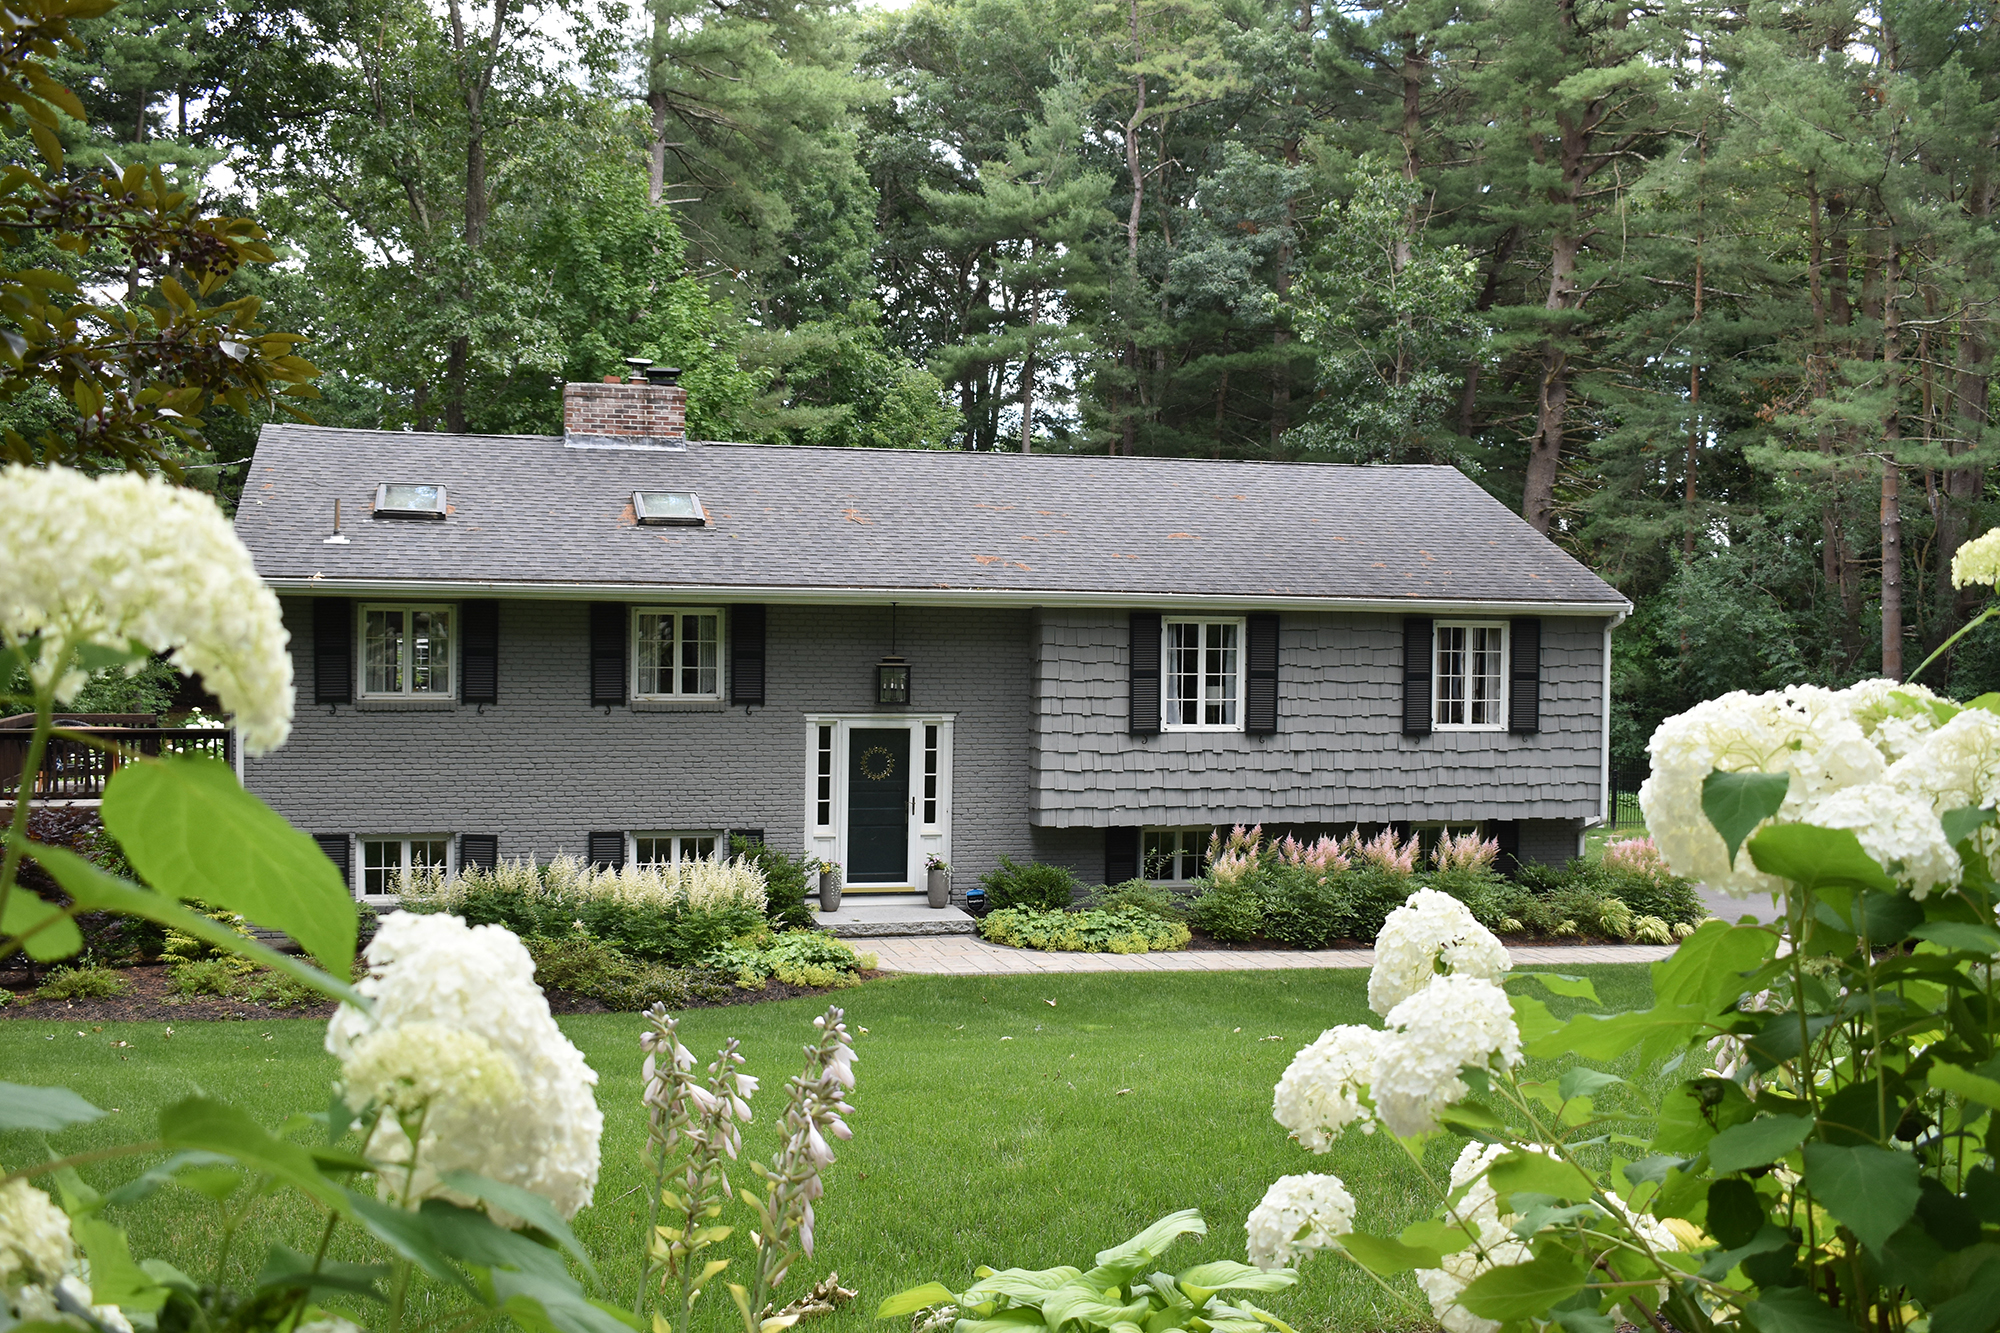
1880 238 1904 679
443 0 508 434
1521 228 1581 534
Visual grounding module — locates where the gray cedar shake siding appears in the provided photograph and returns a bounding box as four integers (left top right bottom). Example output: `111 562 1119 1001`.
234 418 1629 891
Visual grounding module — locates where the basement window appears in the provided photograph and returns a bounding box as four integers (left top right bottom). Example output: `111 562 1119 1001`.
374 483 447 518
634 491 705 526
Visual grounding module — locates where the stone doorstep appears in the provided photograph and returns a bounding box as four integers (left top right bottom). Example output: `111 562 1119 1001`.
815 893 976 939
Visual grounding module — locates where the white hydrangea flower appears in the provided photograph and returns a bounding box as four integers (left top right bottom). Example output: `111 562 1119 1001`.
1442 1141 1508 1227
1804 784 1960 898
1368 889 1511 1018
1415 1216 1530 1333
1953 526 2000 588
1641 685 1886 896
1245 1173 1355 1270
327 912 603 1220
0 464 293 753
1838 679 1950 763
0 1179 74 1288
1369 975 1522 1138
1273 1025 1383 1150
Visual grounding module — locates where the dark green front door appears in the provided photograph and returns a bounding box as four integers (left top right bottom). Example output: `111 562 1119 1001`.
847 728 910 884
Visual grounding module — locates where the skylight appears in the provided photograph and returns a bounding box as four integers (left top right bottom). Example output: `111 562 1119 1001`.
374 483 447 519
634 491 705 526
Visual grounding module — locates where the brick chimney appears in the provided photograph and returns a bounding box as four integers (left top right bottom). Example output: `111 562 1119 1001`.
562 362 686 450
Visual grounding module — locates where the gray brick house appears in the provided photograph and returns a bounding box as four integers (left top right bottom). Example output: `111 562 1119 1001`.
232 373 1630 904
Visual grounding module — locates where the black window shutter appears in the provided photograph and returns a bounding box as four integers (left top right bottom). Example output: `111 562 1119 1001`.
733 828 765 847
1402 617 1434 736
313 599 353 704
587 831 625 869
1245 613 1279 735
1105 827 1140 884
1129 612 1162 736
1492 820 1521 878
461 600 499 704
731 604 766 705
460 834 498 872
312 833 351 888
589 603 626 707
1509 618 1542 734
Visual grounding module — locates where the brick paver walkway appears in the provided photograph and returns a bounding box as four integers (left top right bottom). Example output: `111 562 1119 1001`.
850 935 1674 975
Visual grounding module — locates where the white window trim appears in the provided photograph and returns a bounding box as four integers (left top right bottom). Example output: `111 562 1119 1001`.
1433 620 1509 732
630 605 725 700
1161 616 1247 733
357 602 457 700
358 834 453 902
1141 826 1211 884
802 713 955 890
631 830 723 865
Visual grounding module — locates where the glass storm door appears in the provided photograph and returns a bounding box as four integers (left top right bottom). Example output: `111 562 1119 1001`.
845 728 910 884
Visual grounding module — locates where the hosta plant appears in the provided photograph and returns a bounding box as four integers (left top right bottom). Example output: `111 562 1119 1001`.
877 1210 1298 1333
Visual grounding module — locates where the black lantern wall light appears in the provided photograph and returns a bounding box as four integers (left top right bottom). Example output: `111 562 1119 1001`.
876 603 910 706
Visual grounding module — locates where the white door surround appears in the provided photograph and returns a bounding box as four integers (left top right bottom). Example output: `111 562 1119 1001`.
804 713 953 891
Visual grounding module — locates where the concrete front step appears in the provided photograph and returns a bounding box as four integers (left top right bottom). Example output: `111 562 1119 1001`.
815 893 976 938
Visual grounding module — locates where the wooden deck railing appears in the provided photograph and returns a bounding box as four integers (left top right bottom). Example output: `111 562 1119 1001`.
0 717 233 800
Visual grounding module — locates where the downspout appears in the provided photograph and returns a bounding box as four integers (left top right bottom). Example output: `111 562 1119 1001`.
1595 610 1629 837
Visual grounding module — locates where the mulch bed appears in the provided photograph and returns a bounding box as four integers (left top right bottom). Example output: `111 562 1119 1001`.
0 962 883 1023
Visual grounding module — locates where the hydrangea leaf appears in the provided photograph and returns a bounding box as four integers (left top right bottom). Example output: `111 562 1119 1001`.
1939 806 1998 847
1649 920 1778 1012
1928 1062 2000 1110
1510 973 1601 1004
440 1170 599 1285
102 755 356 974
1746 825 1895 893
1801 1142 1920 1252
1744 1286 1854 1333
1523 1003 1711 1062
1557 1068 1624 1101
71 1216 168 1313
1910 921 2000 955
159 1097 349 1212
1456 1252 1586 1320
1329 1230 1444 1275
1701 769 1791 864
1706 1114 1814 1173
1488 1151 1598 1203
0 1080 105 1131
0 883 81 960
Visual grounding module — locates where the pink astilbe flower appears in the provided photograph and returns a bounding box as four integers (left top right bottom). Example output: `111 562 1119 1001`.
1602 837 1668 876
1431 832 1500 873
1207 824 1267 885
1355 828 1418 875
1276 833 1350 875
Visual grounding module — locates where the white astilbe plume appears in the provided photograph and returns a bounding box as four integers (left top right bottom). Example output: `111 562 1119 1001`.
1273 1025 1383 1149
1368 889 1512 1018
0 464 293 753
1804 784 1960 898
1369 975 1522 1138
326 912 603 1221
1640 685 1886 895
1245 1173 1355 1270
1952 526 2000 588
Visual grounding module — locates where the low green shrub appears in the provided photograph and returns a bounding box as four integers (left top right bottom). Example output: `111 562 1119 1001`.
979 906 1191 953
526 934 731 1010
1258 864 1345 949
1089 879 1187 921
706 931 870 989
1187 876 1265 942
730 836 815 930
37 965 127 999
981 856 1081 911
168 956 257 997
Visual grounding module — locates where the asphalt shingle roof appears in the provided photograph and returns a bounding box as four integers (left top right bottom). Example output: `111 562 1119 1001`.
235 425 1627 611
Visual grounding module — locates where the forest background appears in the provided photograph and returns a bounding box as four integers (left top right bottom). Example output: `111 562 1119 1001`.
5 0 1995 770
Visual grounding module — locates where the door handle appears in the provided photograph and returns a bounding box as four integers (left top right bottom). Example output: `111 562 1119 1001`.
910 796 916 816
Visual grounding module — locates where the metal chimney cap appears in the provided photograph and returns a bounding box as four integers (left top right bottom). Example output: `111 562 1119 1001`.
623 356 652 372
643 365 682 386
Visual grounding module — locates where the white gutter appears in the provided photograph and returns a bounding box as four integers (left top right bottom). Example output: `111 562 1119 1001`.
1593 609 1630 831
264 575 1632 619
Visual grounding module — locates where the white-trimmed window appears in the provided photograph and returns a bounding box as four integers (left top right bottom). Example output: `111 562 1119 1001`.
1434 622 1507 730
1142 827 1209 883
633 607 721 698
1163 618 1243 730
361 604 453 697
361 836 451 899
634 831 720 865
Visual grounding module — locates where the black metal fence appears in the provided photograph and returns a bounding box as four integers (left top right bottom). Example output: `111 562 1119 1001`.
1608 766 1649 829
0 723 233 800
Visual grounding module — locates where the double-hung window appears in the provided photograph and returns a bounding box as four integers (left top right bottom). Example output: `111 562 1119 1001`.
633 607 721 698
1142 827 1208 883
1163 618 1243 730
361 836 450 899
1434 622 1507 730
634 831 720 865
361 604 453 697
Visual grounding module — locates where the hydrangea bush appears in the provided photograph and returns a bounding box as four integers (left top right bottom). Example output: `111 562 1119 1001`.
1235 674 2000 1333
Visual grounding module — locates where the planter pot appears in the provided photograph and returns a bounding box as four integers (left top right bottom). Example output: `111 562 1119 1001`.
818 872 841 913
926 867 950 909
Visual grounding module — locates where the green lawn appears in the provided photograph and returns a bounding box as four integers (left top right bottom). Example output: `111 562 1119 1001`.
1 967 1662 1333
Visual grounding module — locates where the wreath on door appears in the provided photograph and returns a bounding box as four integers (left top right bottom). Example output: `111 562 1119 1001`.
859 747 896 782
